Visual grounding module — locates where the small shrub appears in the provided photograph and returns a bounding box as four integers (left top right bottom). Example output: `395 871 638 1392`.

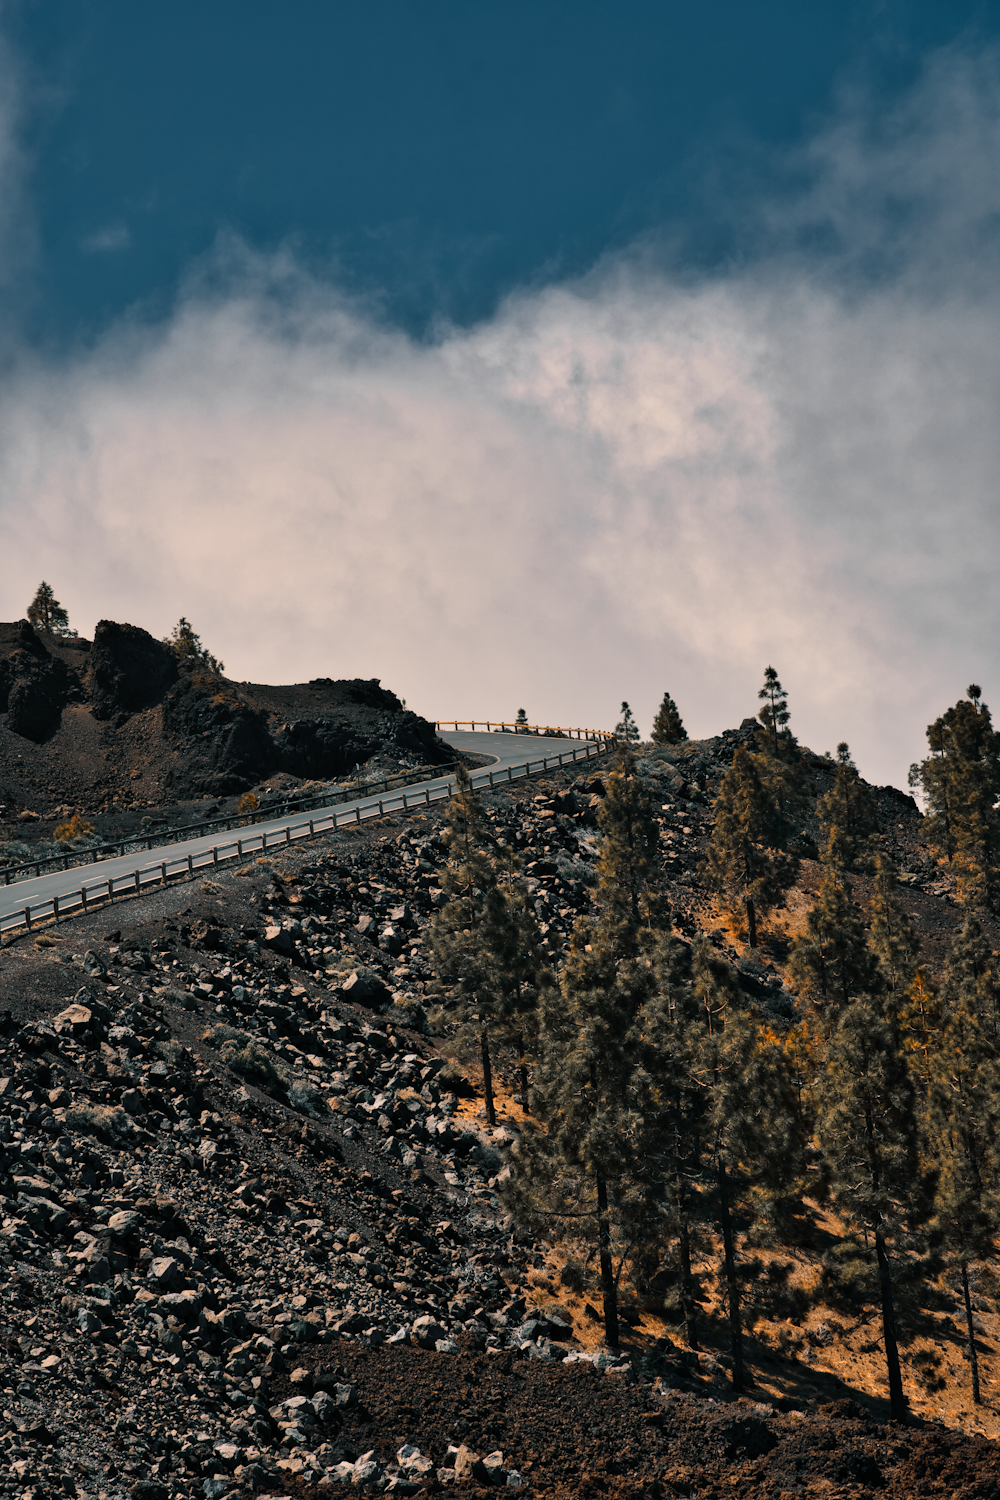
225 1039 283 1087
34 934 59 949
201 880 220 894
63 1104 130 1140
54 813 94 844
238 792 259 814
162 987 199 1012
202 1022 249 1049
559 1259 591 1294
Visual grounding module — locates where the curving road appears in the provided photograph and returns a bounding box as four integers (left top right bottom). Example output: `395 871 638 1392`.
0 729 613 937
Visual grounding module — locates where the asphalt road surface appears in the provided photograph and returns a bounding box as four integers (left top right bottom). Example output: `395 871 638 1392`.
0 729 611 935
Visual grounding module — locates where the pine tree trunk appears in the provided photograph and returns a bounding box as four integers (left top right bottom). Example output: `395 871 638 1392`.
480 1026 496 1128
718 1161 745 1391
961 1261 982 1405
745 895 757 951
874 1228 907 1422
596 1172 620 1348
679 1216 699 1350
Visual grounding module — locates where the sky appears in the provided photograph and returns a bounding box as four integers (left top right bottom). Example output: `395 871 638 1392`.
1 2 1000 789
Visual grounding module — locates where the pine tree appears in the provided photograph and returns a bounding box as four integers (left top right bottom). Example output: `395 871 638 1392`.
515 708 528 729
869 856 920 1010
927 952 1000 1406
615 701 641 745
940 914 1000 1052
594 745 660 926
817 744 878 871
651 692 687 745
689 945 804 1391
429 763 549 1126
506 905 652 1347
26 582 70 636
816 1000 922 1422
635 935 706 1348
758 666 790 754
504 745 663 1347
165 617 224 674
704 746 797 949
789 873 881 1027
910 688 1000 911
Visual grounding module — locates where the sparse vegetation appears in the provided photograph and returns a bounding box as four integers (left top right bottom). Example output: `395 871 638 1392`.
164 615 224 674
26 580 71 636
54 812 94 844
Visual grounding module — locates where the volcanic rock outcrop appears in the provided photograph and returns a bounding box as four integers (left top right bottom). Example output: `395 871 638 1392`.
0 619 451 812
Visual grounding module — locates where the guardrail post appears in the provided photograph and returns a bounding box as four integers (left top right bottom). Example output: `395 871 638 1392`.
285 828 291 845
187 854 194 879
134 870 140 895
24 906 31 931
53 894 59 923
81 887 87 914
161 862 167 887
107 879 113 903
215 845 221 863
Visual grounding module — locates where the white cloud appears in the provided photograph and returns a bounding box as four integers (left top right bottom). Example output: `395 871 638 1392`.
3 50 1000 788
81 223 131 254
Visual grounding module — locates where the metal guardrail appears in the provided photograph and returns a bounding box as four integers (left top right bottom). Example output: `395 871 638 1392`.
436 720 611 739
0 736 615 939
1 760 466 889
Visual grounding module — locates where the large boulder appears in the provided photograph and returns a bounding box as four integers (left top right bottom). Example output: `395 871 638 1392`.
88 620 178 720
0 622 75 741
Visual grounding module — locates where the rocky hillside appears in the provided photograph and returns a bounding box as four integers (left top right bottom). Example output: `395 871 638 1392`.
0 734 997 1499
0 619 451 823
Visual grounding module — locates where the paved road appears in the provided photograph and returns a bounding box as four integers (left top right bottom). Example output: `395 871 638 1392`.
0 729 611 935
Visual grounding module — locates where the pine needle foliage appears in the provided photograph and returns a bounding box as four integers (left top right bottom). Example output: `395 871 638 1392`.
164 617 225 675
509 923 654 1347
926 924 1000 1404
909 688 1000 911
704 746 798 949
789 873 881 1029
816 999 924 1422
688 945 805 1391
615 701 641 745
26 582 70 636
651 692 687 745
868 856 921 1013
593 745 661 929
817 744 879 871
429 762 549 1127
504 745 663 1348
758 666 790 753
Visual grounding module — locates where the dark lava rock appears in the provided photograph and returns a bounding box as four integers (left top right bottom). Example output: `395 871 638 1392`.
88 619 179 719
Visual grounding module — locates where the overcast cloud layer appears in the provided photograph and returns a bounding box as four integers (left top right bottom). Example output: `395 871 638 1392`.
2 45 1000 789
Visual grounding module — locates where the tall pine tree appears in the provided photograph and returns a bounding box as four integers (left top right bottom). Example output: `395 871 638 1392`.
817 744 878 872
704 746 797 950
689 945 804 1392
910 688 1000 911
816 1000 922 1422
651 692 687 745
504 747 662 1347
789 873 881 1029
26 582 70 636
927 947 1000 1406
429 763 549 1126
758 665 790 754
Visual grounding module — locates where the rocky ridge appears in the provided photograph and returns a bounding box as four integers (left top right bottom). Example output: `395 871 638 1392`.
0 619 451 821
